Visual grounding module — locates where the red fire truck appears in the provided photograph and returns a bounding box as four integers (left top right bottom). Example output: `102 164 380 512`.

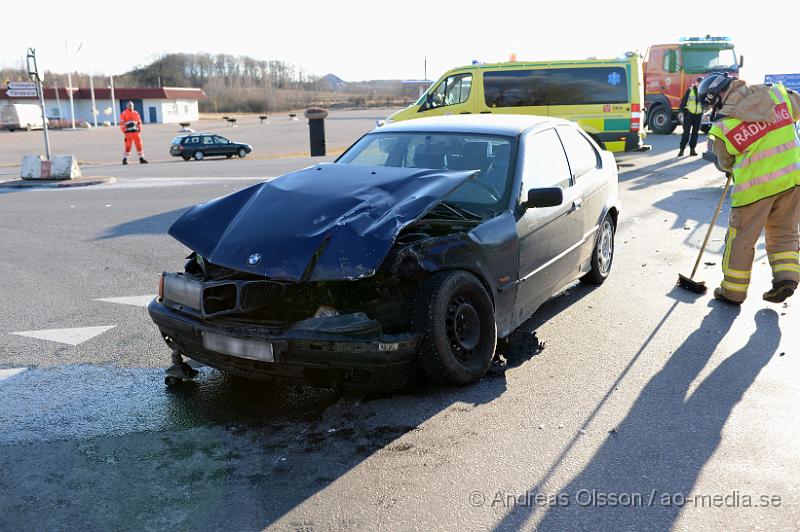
643 36 743 134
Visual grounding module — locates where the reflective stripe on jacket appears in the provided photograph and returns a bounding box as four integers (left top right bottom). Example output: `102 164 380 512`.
686 88 702 115
709 84 800 207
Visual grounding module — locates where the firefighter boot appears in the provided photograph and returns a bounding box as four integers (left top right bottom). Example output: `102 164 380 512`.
678 149 685 157
690 149 698 156
139 157 149 164
714 287 743 306
122 157 128 165
763 280 797 303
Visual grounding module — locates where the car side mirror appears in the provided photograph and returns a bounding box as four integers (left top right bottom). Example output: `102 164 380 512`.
420 93 433 111
523 187 563 209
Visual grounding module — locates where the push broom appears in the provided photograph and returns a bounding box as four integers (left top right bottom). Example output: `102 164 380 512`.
677 172 733 294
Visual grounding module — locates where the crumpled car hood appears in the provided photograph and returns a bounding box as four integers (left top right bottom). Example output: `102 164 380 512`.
168 163 477 282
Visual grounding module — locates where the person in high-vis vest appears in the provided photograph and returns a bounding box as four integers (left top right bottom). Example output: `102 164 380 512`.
120 101 148 165
678 77 704 157
700 72 800 305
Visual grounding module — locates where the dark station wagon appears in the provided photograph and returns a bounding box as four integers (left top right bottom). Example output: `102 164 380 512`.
170 133 253 161
150 115 619 390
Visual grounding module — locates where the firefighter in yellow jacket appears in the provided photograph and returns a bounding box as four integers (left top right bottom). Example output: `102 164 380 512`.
701 72 800 305
120 101 148 165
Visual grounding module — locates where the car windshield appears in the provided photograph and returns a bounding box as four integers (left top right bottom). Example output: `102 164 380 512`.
682 47 738 73
337 132 515 217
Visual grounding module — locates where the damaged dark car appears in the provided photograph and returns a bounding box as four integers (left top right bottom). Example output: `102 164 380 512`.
149 115 619 390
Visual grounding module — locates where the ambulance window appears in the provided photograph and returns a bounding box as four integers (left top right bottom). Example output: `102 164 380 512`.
548 67 628 105
426 74 471 109
520 128 571 196
556 126 600 178
483 70 548 108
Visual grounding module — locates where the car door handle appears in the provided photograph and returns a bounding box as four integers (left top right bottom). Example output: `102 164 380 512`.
571 198 583 212
459 112 471 115
480 111 492 114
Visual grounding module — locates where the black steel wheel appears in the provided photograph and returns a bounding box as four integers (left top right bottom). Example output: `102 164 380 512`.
413 270 496 385
648 105 676 134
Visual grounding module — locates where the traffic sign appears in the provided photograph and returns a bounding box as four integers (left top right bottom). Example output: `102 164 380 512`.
7 81 36 90
7 89 38 97
764 73 800 92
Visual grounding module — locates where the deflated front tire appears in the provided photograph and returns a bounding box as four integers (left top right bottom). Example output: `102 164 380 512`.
413 270 497 385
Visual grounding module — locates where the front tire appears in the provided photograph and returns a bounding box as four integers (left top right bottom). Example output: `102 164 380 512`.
238 148 247 158
580 214 615 285
648 105 676 134
413 271 497 385
193 151 204 161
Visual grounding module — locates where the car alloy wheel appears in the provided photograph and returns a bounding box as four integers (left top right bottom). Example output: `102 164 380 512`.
194 151 204 161
238 148 247 158
597 218 614 275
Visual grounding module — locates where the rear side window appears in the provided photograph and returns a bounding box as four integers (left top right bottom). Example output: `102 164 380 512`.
520 128 572 195
556 126 600 178
484 67 629 107
484 69 548 108
549 67 628 105
170 136 183 145
187 136 200 144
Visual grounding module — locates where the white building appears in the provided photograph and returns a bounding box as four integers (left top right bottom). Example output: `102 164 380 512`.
1 86 206 125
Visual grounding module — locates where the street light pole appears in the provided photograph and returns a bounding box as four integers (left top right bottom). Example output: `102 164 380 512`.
89 74 98 128
27 48 51 161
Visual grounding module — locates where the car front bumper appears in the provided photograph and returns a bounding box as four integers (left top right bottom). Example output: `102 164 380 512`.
148 300 419 391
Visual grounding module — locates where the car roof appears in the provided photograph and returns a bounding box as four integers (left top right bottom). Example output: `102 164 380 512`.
378 114 574 136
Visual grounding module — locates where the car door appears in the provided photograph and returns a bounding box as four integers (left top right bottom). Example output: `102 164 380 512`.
555 125 608 264
416 72 475 117
201 135 217 156
514 128 584 319
213 135 232 156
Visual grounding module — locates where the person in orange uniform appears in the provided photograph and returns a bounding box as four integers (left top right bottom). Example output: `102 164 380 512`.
120 101 148 165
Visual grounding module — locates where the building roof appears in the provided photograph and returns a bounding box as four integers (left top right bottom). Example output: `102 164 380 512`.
0 86 206 101
379 114 566 136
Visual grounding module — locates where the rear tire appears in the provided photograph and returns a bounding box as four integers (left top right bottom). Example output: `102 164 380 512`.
193 151 204 161
226 154 233 159
648 105 676 134
580 214 615 285
413 270 497 385
182 155 191 161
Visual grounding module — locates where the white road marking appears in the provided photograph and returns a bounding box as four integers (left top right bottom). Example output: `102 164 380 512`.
10 325 116 346
0 368 27 381
95 295 155 307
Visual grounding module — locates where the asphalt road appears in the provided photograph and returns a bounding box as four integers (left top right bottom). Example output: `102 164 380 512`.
0 128 798 531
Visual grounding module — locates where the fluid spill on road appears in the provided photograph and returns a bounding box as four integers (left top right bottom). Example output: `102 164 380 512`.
0 364 341 444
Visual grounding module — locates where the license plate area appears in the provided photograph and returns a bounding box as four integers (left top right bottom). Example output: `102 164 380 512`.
202 331 274 363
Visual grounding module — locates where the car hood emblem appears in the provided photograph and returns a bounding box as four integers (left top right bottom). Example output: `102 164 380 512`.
248 253 262 265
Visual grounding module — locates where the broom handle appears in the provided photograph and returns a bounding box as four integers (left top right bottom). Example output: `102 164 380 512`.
690 172 734 279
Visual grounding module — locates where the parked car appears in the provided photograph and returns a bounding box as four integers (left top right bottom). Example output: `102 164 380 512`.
170 133 252 161
1 103 47 131
149 115 619 390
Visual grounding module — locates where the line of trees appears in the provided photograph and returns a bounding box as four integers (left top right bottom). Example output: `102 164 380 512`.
2 53 421 113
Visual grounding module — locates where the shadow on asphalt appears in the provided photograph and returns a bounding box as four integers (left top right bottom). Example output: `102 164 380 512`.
0 279 607 530
0 359 510 530
494 300 779 531
97 207 190 239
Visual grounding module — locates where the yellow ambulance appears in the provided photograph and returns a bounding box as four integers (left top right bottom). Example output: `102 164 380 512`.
386 54 648 153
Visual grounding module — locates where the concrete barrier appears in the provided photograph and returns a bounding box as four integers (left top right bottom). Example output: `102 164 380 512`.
21 155 82 180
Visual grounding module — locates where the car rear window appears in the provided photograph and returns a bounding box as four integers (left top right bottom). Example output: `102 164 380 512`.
170 136 184 145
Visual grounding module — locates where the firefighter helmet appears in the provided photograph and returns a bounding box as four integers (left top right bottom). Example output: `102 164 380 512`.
697 72 734 109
